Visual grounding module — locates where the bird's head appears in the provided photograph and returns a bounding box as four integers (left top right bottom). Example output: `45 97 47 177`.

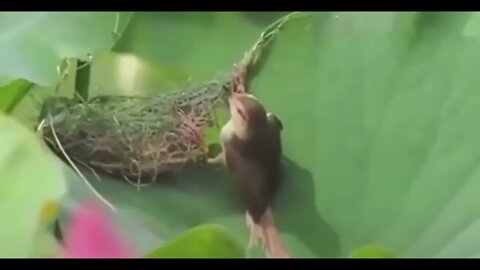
229 93 267 139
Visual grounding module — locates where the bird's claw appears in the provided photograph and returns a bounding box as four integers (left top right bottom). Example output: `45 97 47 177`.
231 64 247 94
245 212 265 250
246 212 256 249
207 151 224 166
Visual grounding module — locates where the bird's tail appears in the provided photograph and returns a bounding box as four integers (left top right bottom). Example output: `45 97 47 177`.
260 208 291 258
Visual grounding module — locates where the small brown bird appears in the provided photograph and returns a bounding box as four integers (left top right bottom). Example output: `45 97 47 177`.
209 92 290 258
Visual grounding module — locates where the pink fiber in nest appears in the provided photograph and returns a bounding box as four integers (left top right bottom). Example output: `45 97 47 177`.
62 201 136 258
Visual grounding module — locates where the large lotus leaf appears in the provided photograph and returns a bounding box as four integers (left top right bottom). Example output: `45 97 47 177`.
55 11 480 258
60 166 257 256
113 12 286 82
89 12 289 97
54 12 337 259
57 171 243 258
0 113 66 257
252 11 480 257
0 12 133 87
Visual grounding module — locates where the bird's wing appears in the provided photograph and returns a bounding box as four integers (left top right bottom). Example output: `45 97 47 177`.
225 146 270 221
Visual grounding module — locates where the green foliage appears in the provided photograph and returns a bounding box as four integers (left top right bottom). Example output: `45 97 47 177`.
0 113 66 257
6 11 480 258
58 12 282 259
253 11 480 257
145 224 244 258
0 12 132 87
114 12 264 81
349 244 396 258
89 11 480 258
0 79 32 113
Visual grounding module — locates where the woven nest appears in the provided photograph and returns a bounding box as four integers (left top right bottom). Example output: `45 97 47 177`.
38 78 232 188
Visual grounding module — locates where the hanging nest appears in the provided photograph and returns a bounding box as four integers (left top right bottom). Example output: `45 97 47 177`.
38 78 232 187
36 12 306 189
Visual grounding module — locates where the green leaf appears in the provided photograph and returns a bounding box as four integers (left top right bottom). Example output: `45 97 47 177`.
57 12 334 259
56 11 480 259
114 12 264 81
463 12 480 36
0 113 66 257
60 167 250 255
145 224 244 258
349 244 396 258
30 230 60 258
0 79 33 113
0 12 133 87
253 11 480 257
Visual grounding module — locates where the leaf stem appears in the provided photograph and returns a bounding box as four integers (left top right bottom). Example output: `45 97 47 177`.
74 59 91 102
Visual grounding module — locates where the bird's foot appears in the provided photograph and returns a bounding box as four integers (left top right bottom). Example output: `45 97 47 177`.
232 64 247 94
207 151 224 166
245 212 256 249
245 212 266 250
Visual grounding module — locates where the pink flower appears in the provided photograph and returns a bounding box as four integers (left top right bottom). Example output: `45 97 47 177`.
61 201 136 258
